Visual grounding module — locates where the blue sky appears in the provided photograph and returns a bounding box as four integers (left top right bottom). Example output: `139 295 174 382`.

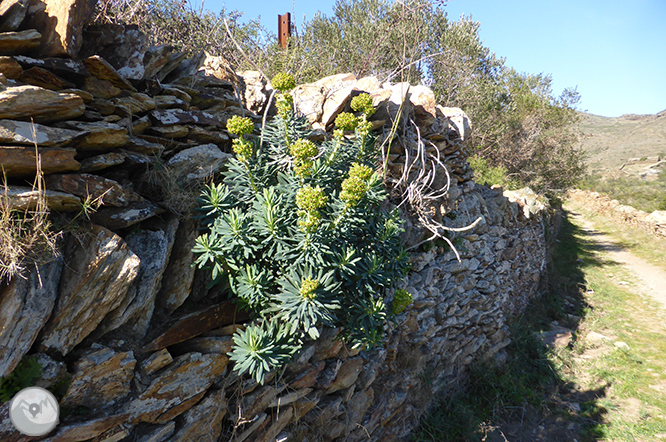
201 0 666 117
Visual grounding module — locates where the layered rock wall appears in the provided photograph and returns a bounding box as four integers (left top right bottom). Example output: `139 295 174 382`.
568 189 666 240
0 8 556 442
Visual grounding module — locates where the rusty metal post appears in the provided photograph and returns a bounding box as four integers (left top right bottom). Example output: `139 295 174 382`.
278 12 291 49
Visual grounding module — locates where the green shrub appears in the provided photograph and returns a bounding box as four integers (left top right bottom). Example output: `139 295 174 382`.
0 356 42 402
581 170 666 213
193 87 410 383
469 154 509 188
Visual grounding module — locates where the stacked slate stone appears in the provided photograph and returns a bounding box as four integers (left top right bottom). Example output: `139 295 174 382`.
290 74 474 186
0 2 554 442
0 3 257 229
569 189 666 240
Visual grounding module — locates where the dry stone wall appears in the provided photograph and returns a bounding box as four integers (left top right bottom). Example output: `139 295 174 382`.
0 6 556 442
568 190 666 240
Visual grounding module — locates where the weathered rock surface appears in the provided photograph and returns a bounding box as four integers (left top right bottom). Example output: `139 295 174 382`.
0 85 85 122
34 353 67 389
646 210 666 226
199 52 238 84
43 414 130 442
153 95 187 109
126 352 229 423
145 301 249 352
186 125 229 145
79 152 126 172
111 92 155 115
2 185 80 211
0 29 40 55
236 385 285 423
170 335 233 356
0 259 62 378
80 24 147 81
356 75 381 92
19 66 75 90
140 348 173 376
410 85 437 126
293 83 326 124
134 422 175 442
146 124 188 138
61 347 137 408
165 144 232 183
45 173 142 207
154 51 187 82
62 120 129 150
326 357 364 394
13 55 90 80
0 0 28 33
253 406 294 442
123 136 163 155
24 0 97 57
239 70 269 114
149 108 222 127
89 200 165 230
39 225 141 355
439 106 471 141
158 218 197 313
0 146 80 177
91 425 131 442
83 55 136 91
320 78 356 127
97 226 174 339
142 45 175 79
0 55 22 78
0 119 83 146
168 389 227 441
84 76 121 98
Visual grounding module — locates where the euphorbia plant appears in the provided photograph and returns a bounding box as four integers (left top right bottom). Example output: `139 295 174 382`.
193 73 411 384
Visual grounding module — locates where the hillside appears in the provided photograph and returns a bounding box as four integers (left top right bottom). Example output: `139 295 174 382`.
577 110 666 174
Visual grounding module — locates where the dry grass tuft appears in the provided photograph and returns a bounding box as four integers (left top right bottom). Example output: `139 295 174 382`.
140 157 212 219
0 143 60 282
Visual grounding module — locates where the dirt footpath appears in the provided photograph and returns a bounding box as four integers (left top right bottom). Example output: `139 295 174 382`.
565 205 666 310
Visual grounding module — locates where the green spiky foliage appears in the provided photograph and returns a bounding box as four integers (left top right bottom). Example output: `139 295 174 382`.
193 90 410 384
0 356 42 402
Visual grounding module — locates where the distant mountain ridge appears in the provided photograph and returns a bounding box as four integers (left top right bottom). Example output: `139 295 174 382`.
577 109 666 173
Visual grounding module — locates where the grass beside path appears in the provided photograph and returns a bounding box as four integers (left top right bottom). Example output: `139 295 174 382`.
413 200 666 442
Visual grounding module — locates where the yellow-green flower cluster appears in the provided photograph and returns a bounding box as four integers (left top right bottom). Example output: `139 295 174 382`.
334 94 376 141
290 138 318 177
348 163 374 181
272 72 296 92
272 73 296 120
296 185 327 232
335 112 358 132
227 115 254 136
356 118 373 139
340 163 374 207
232 138 253 162
227 116 255 162
351 93 375 117
300 277 319 300
276 93 294 120
296 185 327 212
391 289 412 315
290 138 317 159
